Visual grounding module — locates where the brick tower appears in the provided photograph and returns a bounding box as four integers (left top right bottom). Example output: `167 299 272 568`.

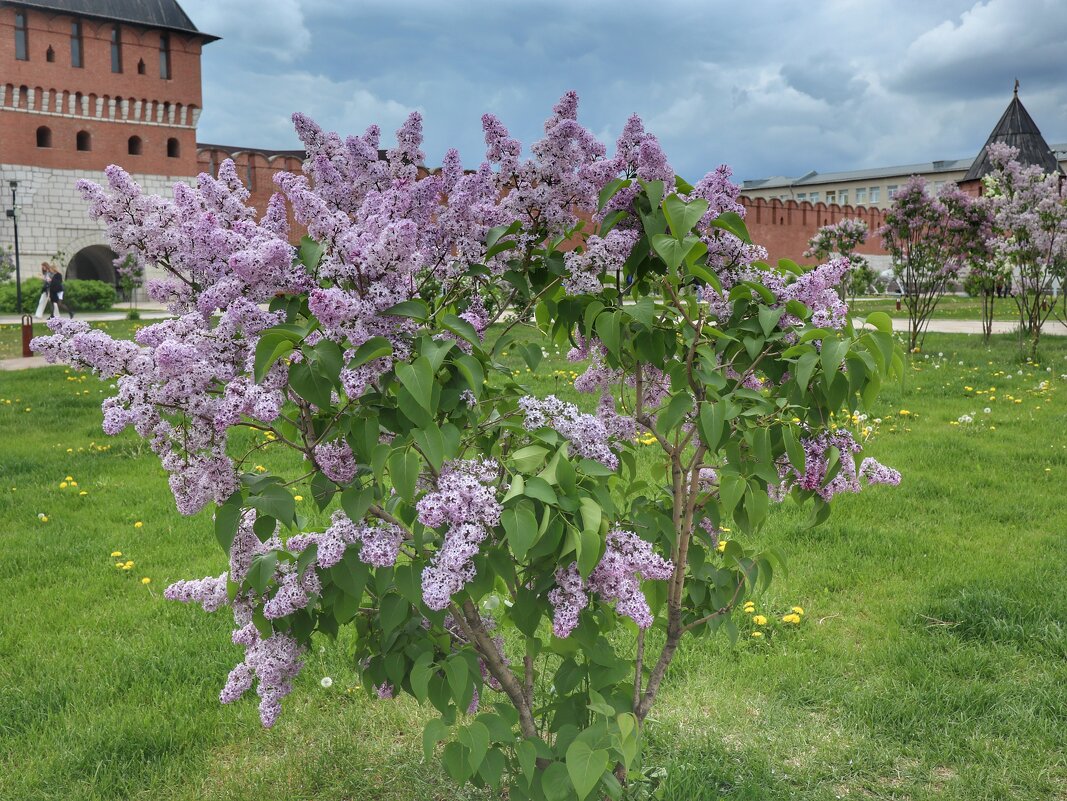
0 0 217 286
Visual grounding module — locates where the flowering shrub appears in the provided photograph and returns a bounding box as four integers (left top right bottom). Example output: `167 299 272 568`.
880 177 991 350
33 94 901 799
983 142 1067 356
804 218 873 301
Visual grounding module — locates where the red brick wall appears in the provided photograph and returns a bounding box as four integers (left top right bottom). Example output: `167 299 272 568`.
739 197 889 263
197 148 308 235
0 6 203 176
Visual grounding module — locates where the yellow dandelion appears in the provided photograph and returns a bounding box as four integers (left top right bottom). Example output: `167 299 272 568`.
79 491 87 496
782 613 802 624
751 631 764 638
716 540 728 553
141 577 151 585
38 514 49 523
110 551 122 557
59 482 68 489
255 465 266 473
65 476 74 482
752 615 768 626
115 562 124 568
134 521 143 528
898 409 911 416
70 481 77 487
791 606 805 615
294 495 304 502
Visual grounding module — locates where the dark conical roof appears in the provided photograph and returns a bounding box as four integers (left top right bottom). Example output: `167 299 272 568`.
964 87 1063 181
1 0 219 42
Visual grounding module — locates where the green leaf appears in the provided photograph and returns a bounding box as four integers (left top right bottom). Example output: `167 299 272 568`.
656 392 693 437
444 656 470 707
413 423 446 472
396 358 435 412
422 717 448 761
597 177 630 211
388 448 420 502
298 236 323 269
578 496 602 538
566 740 609 801
382 299 429 321
795 350 819 391
340 482 375 523
329 549 368 599
455 354 485 396
524 477 558 506
697 402 726 452
246 551 278 594
866 310 893 334
248 484 296 527
820 338 849 381
640 179 665 211
783 426 806 471
577 526 602 579
758 305 786 337
502 500 539 560
379 594 408 636
719 473 745 515
663 194 709 237
289 361 333 408
215 490 244 553
651 233 690 271
542 762 573 801
347 336 393 369
595 311 622 357
710 211 752 244
479 748 505 790
442 314 482 348
253 333 295 383
460 721 490 773
517 739 538 787
511 444 549 472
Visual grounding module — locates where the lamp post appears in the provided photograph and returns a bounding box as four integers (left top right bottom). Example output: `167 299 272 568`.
6 180 22 314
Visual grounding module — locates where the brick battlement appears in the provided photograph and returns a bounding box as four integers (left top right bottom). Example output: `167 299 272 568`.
739 196 889 263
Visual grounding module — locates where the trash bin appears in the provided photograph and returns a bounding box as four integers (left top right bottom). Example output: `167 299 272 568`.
21 314 33 357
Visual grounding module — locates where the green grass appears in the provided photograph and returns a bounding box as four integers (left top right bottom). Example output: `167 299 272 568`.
852 294 1041 322
2 333 1067 799
0 319 148 360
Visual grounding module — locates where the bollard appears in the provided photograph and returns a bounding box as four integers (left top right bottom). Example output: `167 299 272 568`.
895 299 901 311
21 314 33 358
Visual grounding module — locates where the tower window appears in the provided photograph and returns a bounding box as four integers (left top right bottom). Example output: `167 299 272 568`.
137 58 146 75
15 11 28 60
71 21 83 68
167 137 180 158
111 25 123 73
36 126 52 148
46 45 55 63
76 130 91 151
159 34 171 79
128 136 142 156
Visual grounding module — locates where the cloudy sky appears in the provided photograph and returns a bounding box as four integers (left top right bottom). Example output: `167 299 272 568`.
182 0 1067 183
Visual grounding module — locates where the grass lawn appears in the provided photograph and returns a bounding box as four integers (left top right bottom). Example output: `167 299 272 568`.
0 319 148 360
2 332 1066 800
852 294 1060 323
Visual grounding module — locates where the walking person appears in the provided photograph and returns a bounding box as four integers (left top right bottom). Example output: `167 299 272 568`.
46 264 74 319
34 262 52 318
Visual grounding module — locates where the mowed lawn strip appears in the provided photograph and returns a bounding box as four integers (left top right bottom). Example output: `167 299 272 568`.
0 332 1065 800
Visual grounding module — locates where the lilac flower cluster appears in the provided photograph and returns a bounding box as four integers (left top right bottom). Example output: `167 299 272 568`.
417 460 503 610
549 529 674 637
562 229 639 296
313 439 357 484
518 394 628 469
771 429 901 502
220 629 305 728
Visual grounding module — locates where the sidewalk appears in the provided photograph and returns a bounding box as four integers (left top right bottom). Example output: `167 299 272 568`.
0 302 172 326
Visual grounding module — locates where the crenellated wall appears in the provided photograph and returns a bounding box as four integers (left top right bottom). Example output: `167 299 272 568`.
739 196 891 267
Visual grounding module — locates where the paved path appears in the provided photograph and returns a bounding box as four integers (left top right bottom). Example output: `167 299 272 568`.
889 318 1067 336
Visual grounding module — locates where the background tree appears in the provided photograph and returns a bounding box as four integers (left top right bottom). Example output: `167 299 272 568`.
804 218 873 303
880 177 991 351
983 142 1067 357
33 96 900 800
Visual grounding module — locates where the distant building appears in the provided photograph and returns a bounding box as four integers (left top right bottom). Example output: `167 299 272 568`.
0 0 306 291
740 88 1065 264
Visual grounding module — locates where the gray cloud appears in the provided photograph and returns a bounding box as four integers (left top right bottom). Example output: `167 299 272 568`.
184 0 1066 183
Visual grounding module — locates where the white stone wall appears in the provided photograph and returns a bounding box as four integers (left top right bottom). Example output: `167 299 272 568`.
0 162 194 288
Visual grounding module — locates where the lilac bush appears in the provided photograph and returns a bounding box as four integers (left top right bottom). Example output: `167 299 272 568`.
983 142 1067 356
880 177 992 350
33 93 901 799
804 218 873 301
